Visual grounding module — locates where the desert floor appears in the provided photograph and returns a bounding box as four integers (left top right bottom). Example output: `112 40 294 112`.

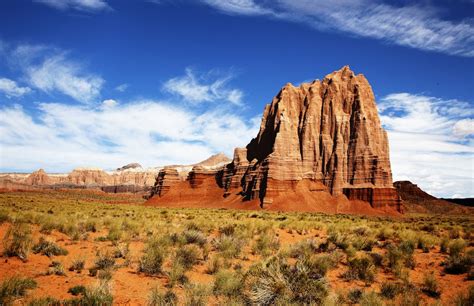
0 190 472 305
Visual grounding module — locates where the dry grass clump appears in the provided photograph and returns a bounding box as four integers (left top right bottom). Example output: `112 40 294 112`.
139 238 166 275
3 222 33 261
32 237 68 257
344 255 376 284
148 287 177 306
0 276 37 305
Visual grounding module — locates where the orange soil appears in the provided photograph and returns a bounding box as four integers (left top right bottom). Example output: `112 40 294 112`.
1 222 472 305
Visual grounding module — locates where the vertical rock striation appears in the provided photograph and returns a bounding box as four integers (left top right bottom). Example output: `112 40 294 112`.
220 66 400 210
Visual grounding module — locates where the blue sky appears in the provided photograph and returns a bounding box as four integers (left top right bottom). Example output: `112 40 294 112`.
0 0 473 197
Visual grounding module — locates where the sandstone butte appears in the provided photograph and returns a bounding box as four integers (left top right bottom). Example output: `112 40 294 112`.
146 66 403 215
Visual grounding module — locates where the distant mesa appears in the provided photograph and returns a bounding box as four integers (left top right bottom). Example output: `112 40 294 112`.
394 181 473 214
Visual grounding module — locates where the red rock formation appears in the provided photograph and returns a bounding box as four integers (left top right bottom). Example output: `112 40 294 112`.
218 66 399 210
24 169 52 185
148 66 401 213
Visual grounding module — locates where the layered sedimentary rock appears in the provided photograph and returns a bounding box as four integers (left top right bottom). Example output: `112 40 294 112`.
148 66 401 212
217 66 399 210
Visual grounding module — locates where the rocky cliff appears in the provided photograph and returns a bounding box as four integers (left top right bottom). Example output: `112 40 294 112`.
148 66 401 213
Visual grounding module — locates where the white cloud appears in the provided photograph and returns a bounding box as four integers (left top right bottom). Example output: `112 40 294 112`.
4 44 105 104
115 83 129 92
35 0 110 12
163 68 244 105
198 0 474 57
453 119 474 137
26 54 104 104
378 93 473 198
0 78 32 98
0 100 259 172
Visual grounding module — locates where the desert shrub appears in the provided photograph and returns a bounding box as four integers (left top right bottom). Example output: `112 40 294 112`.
80 281 113 305
246 256 328 305
344 256 376 283
380 282 403 299
3 222 33 261
68 285 86 296
289 239 319 258
176 244 200 270
32 237 68 257
417 234 437 253
422 272 440 298
0 277 37 305
219 224 236 236
347 288 363 304
69 257 85 272
94 252 115 270
0 209 10 224
46 261 66 276
387 241 415 270
148 287 177 306
445 246 473 274
106 225 122 242
213 270 243 298
449 239 466 257
98 269 113 281
399 287 421 306
449 227 462 239
139 247 164 275
369 252 384 267
359 291 383 306
206 256 223 274
185 284 210 306
376 227 394 241
168 262 188 287
213 235 244 259
183 229 207 247
440 237 450 253
252 232 280 256
455 285 474 306
113 242 129 259
28 297 61 306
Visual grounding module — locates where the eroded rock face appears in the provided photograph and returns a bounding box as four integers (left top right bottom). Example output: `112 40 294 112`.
220 66 399 210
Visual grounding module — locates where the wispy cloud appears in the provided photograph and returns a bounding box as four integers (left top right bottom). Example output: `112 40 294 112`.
163 68 244 105
4 43 104 104
114 83 129 92
379 93 473 198
196 0 474 57
34 0 111 12
0 100 259 172
0 78 32 98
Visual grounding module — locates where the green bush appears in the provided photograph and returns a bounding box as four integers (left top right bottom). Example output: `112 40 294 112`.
0 276 37 305
252 232 280 256
32 237 68 257
3 222 33 261
168 262 188 287
28 297 61 306
94 252 116 270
